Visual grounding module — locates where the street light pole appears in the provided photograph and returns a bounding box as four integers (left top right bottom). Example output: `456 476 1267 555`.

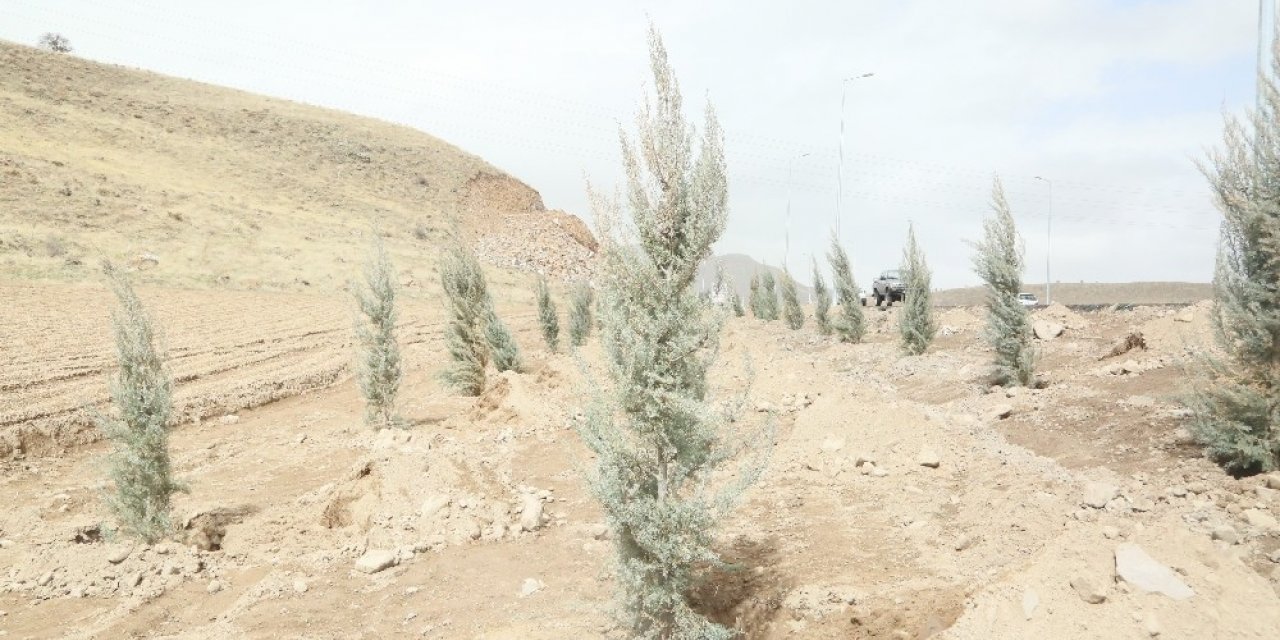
1034 176 1053 306
785 152 811 273
837 72 875 242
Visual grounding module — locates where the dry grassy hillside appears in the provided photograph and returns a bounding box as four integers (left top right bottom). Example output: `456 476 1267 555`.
0 41 594 293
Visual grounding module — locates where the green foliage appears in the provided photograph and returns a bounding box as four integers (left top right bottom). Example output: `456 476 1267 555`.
759 270 780 321
1184 52 1280 473
747 273 762 318
484 305 522 373
828 235 866 343
972 178 1036 386
579 26 769 639
898 224 937 355
439 238 489 395
780 270 804 330
97 262 184 543
536 277 560 352
569 283 594 346
354 236 403 428
730 289 744 317
812 259 832 336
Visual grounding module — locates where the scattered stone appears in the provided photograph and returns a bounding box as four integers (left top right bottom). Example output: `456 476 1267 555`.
820 437 844 453
1169 486 1187 498
953 533 977 552
1033 320 1065 340
0 539 13 549
1021 588 1039 620
1069 576 1106 604
1267 549 1280 564
126 572 143 588
988 404 1014 421
1144 612 1162 637
917 448 941 469
520 494 544 532
355 549 398 574
854 453 875 467
1265 474 1280 491
1211 525 1240 545
420 495 450 519
1102 526 1121 540
36 572 53 587
591 523 610 540
519 578 544 598
207 580 223 594
218 414 240 425
106 545 132 565
1113 543 1195 600
293 579 309 594
1187 482 1209 495
1083 482 1119 509
871 467 889 478
1244 508 1280 532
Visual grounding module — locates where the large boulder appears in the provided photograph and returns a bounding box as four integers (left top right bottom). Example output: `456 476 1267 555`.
1113 543 1195 600
1033 320 1065 340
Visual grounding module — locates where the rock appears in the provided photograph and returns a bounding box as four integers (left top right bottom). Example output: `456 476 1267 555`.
988 404 1014 421
354 549 398 574
1169 486 1187 498
871 467 888 478
953 534 977 552
1243 508 1280 531
1033 320 1065 340
1113 543 1195 600
126 572 143 588
1144 612 1162 637
1268 549 1280 564
1211 525 1240 545
218 414 240 425
854 453 875 467
36 572 53 587
1102 526 1121 540
520 494 544 532
1069 576 1106 604
519 578 544 598
917 448 941 469
106 545 132 564
1021 588 1039 620
293 579 309 594
1175 310 1194 323
207 580 223 594
1265 474 1280 491
420 495 450 519
820 437 845 453
591 523 610 540
1083 482 1119 509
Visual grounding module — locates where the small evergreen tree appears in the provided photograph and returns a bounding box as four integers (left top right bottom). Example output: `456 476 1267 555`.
828 235 866 343
536 277 560 352
748 273 763 318
972 177 1035 386
760 270 780 321
38 33 72 53
898 224 937 355
97 262 184 543
354 236 402 428
812 258 832 336
1184 45 1280 472
780 269 804 330
569 283 594 346
579 26 769 639
484 305 522 373
439 238 489 395
730 289 744 317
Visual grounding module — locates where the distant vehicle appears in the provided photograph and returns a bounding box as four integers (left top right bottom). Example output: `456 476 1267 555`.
872 270 906 306
1018 292 1039 307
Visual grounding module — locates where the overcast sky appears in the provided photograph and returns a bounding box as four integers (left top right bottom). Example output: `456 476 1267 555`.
1 0 1261 288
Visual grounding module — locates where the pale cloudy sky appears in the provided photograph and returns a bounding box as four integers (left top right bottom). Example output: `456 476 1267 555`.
0 0 1261 288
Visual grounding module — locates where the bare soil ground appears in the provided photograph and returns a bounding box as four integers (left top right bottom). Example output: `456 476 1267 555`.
3 287 1278 639
934 282 1213 307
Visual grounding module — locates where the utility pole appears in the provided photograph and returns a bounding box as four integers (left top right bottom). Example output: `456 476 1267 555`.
785 152 811 273
837 72 874 241
1034 176 1053 306
1261 0 1276 110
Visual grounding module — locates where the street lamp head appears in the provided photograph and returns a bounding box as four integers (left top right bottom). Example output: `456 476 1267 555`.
844 72 876 82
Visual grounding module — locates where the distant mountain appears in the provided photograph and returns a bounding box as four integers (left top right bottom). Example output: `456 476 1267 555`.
697 253 816 302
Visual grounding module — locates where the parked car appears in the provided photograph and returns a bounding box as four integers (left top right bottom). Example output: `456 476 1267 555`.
1018 292 1039 307
872 270 906 306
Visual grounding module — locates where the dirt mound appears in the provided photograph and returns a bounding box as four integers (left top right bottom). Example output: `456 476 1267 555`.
1036 302 1089 329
